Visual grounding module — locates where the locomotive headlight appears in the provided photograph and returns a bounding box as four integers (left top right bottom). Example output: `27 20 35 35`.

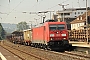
50 34 54 37
63 38 66 39
50 38 54 40
62 34 66 36
57 32 59 34
50 38 53 40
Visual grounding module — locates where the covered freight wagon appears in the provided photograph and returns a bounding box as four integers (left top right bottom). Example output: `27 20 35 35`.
23 29 32 45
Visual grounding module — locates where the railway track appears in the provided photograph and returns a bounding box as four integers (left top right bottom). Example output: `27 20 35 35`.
22 43 90 60
0 45 25 60
36 48 90 60
0 41 47 60
1 40 90 60
65 51 90 59
27 45 90 60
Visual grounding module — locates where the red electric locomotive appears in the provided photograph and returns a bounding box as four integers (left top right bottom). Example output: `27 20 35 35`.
31 20 71 50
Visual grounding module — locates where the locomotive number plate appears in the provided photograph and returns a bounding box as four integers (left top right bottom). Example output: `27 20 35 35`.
56 34 60 36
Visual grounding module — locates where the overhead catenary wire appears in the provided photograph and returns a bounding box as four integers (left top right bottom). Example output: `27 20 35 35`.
4 0 25 22
27 0 71 24
8 0 25 15
5 0 70 21
25 0 45 23
2 0 85 24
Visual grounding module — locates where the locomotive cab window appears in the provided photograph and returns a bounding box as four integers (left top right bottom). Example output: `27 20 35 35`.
49 24 65 30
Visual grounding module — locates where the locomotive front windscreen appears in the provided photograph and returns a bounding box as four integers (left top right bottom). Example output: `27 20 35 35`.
49 24 65 30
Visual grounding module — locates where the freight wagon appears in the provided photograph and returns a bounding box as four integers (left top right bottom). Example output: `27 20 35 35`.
23 29 32 45
10 29 32 45
11 31 23 44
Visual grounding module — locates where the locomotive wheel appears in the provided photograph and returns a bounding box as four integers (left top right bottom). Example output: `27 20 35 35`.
41 44 46 50
35 43 38 48
25 42 28 46
27 42 30 46
31 43 34 47
43 45 47 50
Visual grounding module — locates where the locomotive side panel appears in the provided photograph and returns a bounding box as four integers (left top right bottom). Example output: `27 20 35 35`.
32 26 45 44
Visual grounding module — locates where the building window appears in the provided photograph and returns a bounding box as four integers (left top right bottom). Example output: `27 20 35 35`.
61 13 70 15
75 16 77 17
67 13 70 15
81 12 83 14
78 12 80 14
61 13 63 15
75 12 76 15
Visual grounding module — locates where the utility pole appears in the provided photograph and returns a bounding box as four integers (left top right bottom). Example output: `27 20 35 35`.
58 4 69 22
86 0 88 44
34 18 39 25
38 14 43 23
29 21 32 29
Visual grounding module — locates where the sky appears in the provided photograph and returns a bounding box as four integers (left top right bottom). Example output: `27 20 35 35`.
0 0 90 24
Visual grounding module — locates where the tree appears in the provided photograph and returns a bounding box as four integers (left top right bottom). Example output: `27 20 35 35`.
0 23 6 40
17 21 29 31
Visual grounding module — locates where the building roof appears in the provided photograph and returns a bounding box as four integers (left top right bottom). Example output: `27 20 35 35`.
65 7 90 11
70 10 90 24
57 7 90 14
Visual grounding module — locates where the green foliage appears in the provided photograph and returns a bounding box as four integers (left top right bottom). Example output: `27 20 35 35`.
0 23 6 40
17 21 29 31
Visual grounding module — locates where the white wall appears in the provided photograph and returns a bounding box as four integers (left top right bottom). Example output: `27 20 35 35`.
71 10 86 18
57 10 86 18
71 22 84 30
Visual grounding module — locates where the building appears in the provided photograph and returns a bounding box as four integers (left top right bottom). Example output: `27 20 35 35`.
56 7 90 20
52 7 90 30
70 10 90 30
